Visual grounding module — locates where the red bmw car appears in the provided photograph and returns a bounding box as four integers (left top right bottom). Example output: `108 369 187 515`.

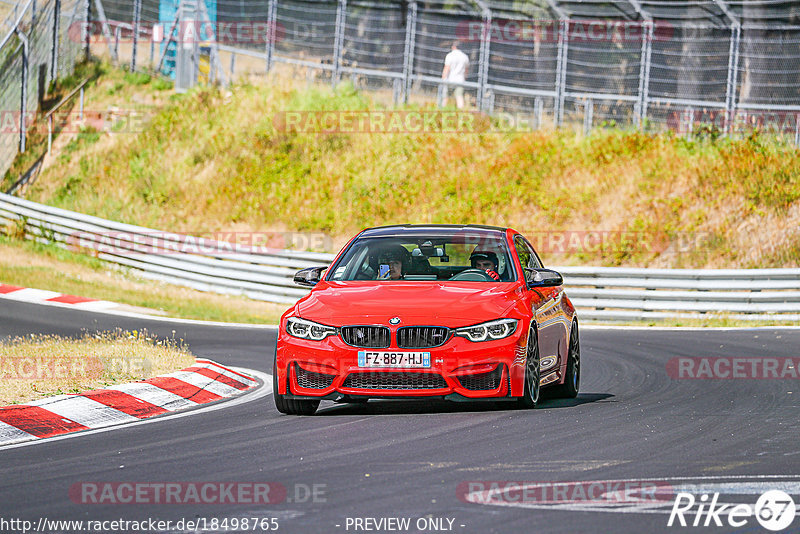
273 225 580 415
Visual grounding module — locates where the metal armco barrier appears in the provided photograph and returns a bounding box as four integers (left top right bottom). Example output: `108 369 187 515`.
2 192 799 320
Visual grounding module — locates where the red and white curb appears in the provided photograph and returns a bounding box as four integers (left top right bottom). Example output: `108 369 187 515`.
0 358 258 446
0 283 122 312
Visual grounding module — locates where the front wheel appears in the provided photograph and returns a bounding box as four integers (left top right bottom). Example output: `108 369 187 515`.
552 319 580 399
518 327 541 409
273 356 320 415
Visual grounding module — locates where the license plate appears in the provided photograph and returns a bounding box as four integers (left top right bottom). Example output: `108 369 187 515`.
357 351 431 368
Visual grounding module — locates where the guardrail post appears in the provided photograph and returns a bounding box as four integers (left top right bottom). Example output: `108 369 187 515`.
554 19 568 127
477 6 492 112
583 98 593 135
50 0 61 86
265 0 276 72
534 97 543 129
724 23 741 135
332 0 346 87
401 0 417 104
131 0 142 72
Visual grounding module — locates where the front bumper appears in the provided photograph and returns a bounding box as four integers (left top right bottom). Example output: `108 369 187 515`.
276 327 527 399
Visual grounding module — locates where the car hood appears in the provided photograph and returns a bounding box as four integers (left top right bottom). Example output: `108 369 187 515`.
295 281 521 326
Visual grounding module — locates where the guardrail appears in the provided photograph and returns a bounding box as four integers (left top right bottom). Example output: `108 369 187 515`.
2 192 799 321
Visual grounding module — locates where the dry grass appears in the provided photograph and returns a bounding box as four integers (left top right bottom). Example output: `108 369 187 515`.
0 330 196 405
0 237 290 324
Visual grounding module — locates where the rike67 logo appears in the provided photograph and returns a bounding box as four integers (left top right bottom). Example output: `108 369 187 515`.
668 490 796 531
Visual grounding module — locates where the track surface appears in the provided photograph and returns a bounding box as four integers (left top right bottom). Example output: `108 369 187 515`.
0 299 798 534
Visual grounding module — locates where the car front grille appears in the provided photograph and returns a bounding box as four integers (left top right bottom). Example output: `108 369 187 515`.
342 372 448 390
396 326 451 348
458 365 504 391
295 364 335 389
340 326 390 348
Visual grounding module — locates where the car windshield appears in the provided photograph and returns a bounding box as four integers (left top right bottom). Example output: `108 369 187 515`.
326 233 517 282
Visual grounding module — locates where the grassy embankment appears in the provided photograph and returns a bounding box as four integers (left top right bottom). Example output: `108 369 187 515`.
0 330 195 405
12 64 800 269
1 62 799 325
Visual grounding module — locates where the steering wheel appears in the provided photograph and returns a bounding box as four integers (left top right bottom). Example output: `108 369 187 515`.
450 268 495 282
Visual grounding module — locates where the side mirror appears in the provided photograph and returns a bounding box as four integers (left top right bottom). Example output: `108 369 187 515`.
525 268 563 288
294 266 326 287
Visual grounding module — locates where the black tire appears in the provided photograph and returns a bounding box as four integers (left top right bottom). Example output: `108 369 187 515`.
518 326 541 409
552 319 580 399
272 356 320 416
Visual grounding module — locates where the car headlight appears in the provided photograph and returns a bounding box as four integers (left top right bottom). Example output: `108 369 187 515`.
286 317 337 341
455 318 518 342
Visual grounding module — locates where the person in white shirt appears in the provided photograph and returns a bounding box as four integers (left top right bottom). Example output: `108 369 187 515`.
442 41 469 109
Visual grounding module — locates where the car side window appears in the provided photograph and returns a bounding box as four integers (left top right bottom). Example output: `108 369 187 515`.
514 236 542 278
522 238 543 269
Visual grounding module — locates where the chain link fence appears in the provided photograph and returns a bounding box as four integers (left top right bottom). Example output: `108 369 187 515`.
0 0 86 179
22 0 800 145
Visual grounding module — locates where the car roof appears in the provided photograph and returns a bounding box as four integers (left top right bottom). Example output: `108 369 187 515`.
359 224 509 238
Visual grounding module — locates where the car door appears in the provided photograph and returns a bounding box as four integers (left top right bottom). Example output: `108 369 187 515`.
514 235 563 364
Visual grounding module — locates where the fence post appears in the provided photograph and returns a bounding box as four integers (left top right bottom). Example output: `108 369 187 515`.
477 6 491 112
332 0 346 87
724 23 741 135
131 0 142 72
18 34 29 153
401 0 417 104
265 0 276 72
636 20 653 129
554 19 568 127
83 0 91 61
51 0 61 85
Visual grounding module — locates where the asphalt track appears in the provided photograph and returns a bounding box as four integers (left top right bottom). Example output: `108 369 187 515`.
1 299 798 534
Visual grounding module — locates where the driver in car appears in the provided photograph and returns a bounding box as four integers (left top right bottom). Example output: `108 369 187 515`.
377 247 408 280
470 250 501 281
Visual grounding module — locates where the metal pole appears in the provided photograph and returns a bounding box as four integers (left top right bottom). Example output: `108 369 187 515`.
636 21 653 129
93 0 118 64
583 99 593 136
48 115 53 153
83 0 91 61
51 0 61 85
724 24 741 135
19 35 29 153
554 19 568 127
332 0 346 87
265 0 275 72
795 114 800 148
401 0 417 104
79 86 84 119
131 0 142 72
477 7 491 111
